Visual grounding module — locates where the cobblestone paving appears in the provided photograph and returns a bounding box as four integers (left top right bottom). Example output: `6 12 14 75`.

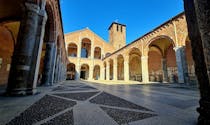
1 81 199 125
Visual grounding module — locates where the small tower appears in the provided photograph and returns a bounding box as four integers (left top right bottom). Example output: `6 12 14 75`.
108 22 126 50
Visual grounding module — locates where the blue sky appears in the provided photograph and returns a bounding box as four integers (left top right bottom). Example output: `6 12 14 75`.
60 0 184 44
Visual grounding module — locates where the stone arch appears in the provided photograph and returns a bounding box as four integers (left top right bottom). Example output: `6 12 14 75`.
81 38 91 58
117 54 124 80
146 35 176 48
68 43 77 57
146 35 178 82
80 64 89 80
94 46 101 59
129 48 142 81
93 65 100 80
67 63 76 80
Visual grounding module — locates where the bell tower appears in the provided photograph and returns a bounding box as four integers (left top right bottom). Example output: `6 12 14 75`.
108 22 126 50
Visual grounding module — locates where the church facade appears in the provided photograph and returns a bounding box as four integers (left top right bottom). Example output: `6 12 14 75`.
65 12 196 84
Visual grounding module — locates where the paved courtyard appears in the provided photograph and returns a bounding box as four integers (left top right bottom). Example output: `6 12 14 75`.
0 81 199 125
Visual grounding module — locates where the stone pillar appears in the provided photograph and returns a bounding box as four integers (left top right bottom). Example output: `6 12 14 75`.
124 59 129 81
141 56 149 83
91 43 94 59
89 65 93 80
7 2 40 95
75 64 80 80
161 58 168 82
42 42 56 86
78 41 81 58
113 58 117 81
100 66 105 80
106 62 110 80
54 53 59 83
184 0 210 124
174 46 189 83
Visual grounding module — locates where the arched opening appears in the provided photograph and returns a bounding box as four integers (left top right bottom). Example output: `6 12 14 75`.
117 55 124 80
94 47 101 59
67 63 76 80
68 43 77 57
104 62 107 80
0 24 17 87
148 37 177 83
93 65 100 80
81 38 91 58
148 47 162 82
109 59 114 80
80 64 89 80
185 37 196 83
129 48 142 81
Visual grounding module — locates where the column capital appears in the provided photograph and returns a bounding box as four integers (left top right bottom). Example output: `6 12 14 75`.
173 46 185 51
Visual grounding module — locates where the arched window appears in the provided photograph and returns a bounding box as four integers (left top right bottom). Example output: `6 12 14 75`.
68 43 77 57
81 38 91 58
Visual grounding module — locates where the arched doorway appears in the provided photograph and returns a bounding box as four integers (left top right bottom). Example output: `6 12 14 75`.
129 48 142 81
80 64 89 80
94 47 101 59
117 54 124 80
0 24 16 87
148 37 177 83
81 38 91 58
109 59 114 80
67 63 76 80
68 43 77 57
148 47 162 82
93 65 100 80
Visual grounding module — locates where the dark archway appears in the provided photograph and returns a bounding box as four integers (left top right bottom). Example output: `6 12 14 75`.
67 63 76 80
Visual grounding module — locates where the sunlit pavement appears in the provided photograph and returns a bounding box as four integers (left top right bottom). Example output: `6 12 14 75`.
0 80 199 125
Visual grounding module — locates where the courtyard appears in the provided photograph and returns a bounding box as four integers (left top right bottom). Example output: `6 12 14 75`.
0 81 199 125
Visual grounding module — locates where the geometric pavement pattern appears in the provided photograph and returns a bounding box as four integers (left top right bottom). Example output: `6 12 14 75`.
6 82 157 125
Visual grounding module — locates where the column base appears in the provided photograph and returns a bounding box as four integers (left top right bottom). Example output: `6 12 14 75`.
6 88 38 96
197 99 210 125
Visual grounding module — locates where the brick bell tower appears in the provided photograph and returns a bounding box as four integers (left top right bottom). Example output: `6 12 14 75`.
108 22 126 50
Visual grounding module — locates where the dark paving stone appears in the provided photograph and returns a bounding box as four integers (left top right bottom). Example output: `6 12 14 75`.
6 95 76 125
54 92 99 101
79 85 97 90
42 110 73 125
90 92 152 111
100 106 156 125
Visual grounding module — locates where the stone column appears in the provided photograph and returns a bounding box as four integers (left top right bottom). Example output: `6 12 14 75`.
75 64 80 80
124 59 129 81
161 58 168 82
77 41 81 58
184 0 210 124
106 62 110 80
42 42 56 86
174 46 189 83
89 65 93 80
141 56 149 83
7 2 40 95
91 43 94 59
113 58 117 81
100 66 105 80
54 53 59 83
